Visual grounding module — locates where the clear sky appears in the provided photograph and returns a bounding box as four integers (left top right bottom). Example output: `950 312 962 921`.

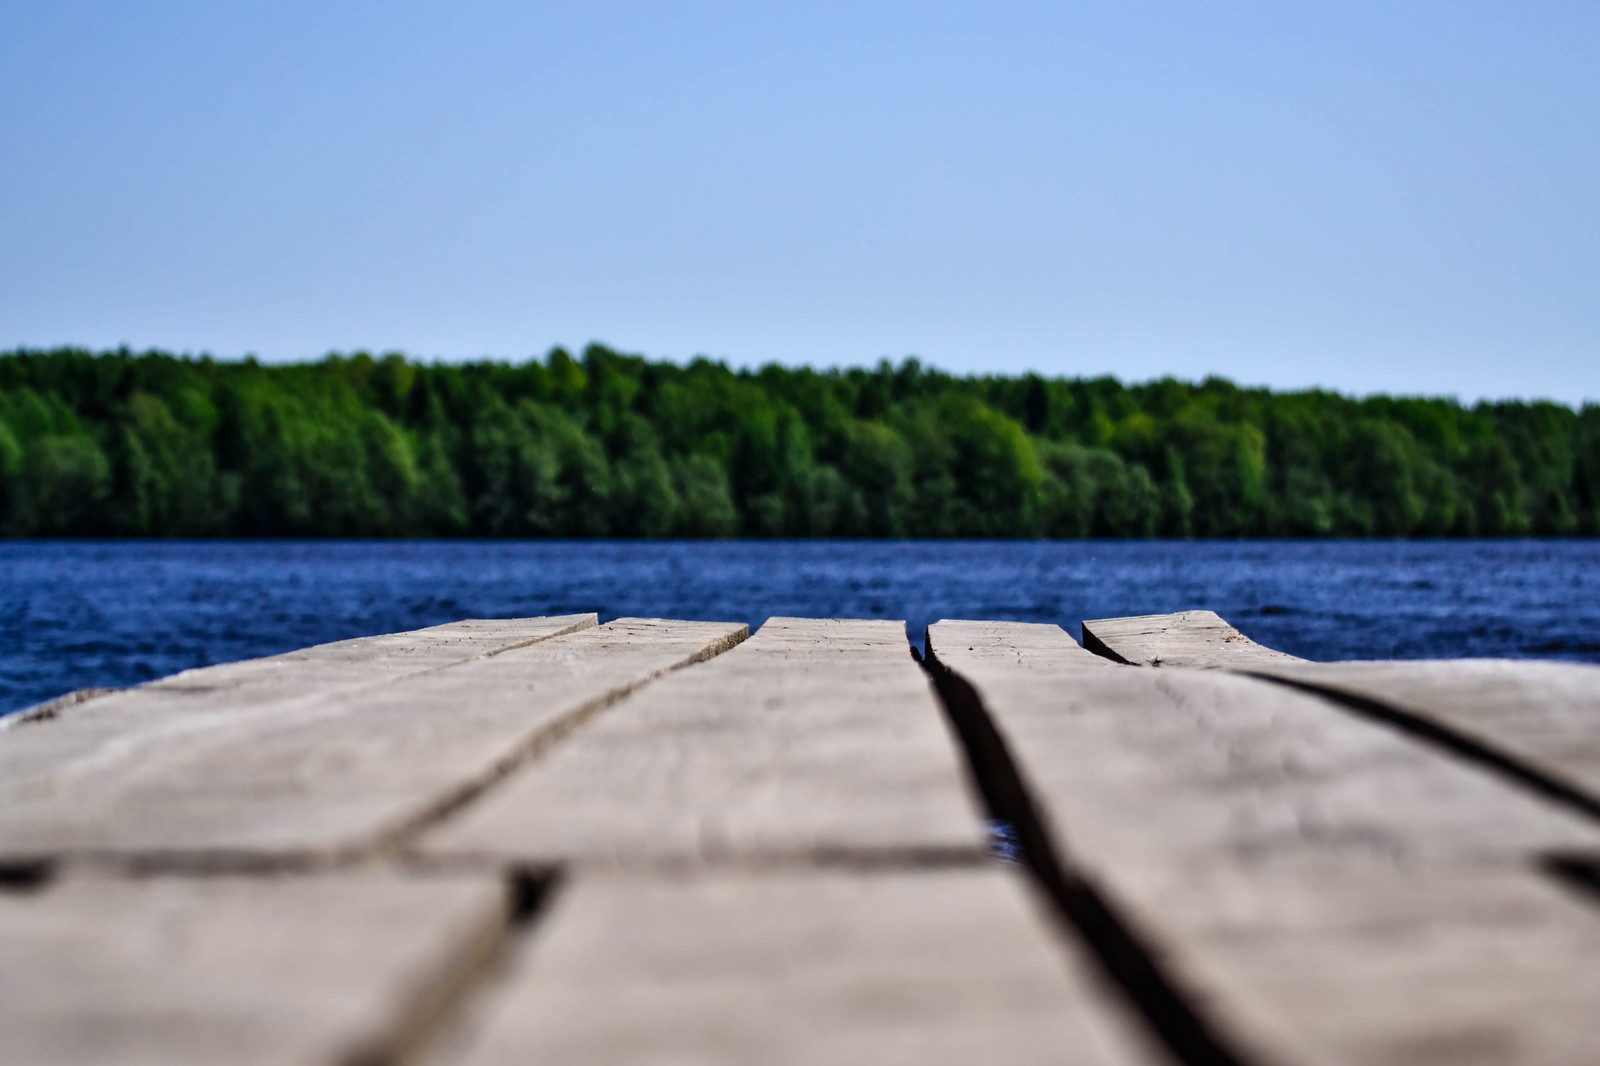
2 2 1596 402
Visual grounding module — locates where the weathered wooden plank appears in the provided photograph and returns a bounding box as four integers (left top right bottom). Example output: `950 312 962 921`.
421 618 983 864
0 615 598 732
131 613 601 706
929 621 1600 1066
1247 658 1600 815
432 868 1163 1066
1083 609 1600 819
1081 610 1300 667
1082 612 1600 817
931 618 1118 669
0 618 745 862
0 871 507 1066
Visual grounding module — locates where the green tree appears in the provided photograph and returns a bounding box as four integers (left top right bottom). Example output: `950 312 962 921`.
1 345 1595 540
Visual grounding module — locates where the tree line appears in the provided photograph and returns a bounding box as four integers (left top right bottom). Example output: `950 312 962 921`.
1 345 1595 538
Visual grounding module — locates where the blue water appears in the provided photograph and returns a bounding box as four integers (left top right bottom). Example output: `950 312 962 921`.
3 539 1597 716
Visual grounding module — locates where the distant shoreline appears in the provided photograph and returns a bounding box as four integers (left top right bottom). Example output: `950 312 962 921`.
3 345 1595 539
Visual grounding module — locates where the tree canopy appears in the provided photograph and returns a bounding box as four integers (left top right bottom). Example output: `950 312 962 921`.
1 345 1595 538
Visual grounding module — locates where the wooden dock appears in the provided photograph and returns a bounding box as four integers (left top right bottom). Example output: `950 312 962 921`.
3 611 1599 1065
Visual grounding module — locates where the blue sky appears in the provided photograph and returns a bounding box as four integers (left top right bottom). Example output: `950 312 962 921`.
2 1 1596 401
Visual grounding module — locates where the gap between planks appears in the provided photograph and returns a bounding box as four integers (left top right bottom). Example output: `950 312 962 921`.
0 617 1174 1066
924 622 1250 1066
935 618 1600 1066
402 618 1166 1066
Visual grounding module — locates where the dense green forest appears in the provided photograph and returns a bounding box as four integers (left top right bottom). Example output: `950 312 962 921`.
1 345 1596 538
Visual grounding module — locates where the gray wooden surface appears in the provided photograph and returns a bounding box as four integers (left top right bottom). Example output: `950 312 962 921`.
433 868 1159 1066
416 617 1161 1065
930 618 1117 670
1087 609 1600 817
1250 659 1600 814
0 871 507 1066
7 612 1600 1065
420 617 984 864
14 614 599 723
929 619 1600 1066
1081 609 1300 667
0 617 742 863
2 614 1160 1066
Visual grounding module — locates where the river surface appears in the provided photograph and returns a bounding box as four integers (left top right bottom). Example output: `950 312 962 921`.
3 539 1597 715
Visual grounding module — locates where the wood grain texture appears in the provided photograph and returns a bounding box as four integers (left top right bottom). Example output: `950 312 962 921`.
0 871 507 1066
0 618 744 862
432 868 1163 1066
930 619 1118 670
122 614 601 708
0 615 597 736
1082 610 1301 667
1083 613 1600 818
421 618 984 864
929 621 1600 1066
1248 658 1600 813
